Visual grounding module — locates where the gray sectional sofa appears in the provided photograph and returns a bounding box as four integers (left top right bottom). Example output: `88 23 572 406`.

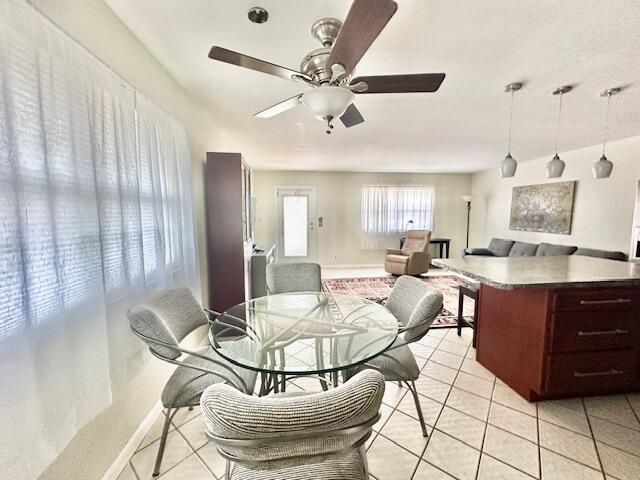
464 238 627 261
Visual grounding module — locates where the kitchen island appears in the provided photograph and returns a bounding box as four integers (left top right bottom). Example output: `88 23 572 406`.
433 256 640 401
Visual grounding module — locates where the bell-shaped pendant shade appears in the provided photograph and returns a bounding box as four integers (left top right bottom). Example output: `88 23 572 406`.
546 154 565 178
500 153 517 178
593 154 613 179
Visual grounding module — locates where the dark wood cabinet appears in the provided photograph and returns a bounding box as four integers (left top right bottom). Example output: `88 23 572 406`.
476 285 640 401
204 152 248 312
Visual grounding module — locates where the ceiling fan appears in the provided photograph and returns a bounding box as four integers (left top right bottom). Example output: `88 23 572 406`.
208 0 445 133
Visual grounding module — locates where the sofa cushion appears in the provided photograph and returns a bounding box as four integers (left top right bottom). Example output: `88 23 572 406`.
508 241 539 257
574 248 627 261
487 238 515 257
386 254 409 264
536 242 578 256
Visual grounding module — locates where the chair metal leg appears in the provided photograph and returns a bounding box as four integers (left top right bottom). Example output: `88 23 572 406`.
406 381 429 437
153 408 174 476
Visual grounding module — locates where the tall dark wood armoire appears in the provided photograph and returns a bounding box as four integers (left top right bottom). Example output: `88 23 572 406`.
204 152 250 312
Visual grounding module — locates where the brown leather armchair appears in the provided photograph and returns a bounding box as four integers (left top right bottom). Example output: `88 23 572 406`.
384 230 431 276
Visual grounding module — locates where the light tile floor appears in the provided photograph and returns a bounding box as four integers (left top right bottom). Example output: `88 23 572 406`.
119 326 640 480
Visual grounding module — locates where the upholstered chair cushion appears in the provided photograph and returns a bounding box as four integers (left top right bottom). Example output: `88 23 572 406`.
200 370 384 467
574 248 627 261
347 337 420 382
161 344 257 407
266 263 322 294
385 276 443 343
508 241 539 257
385 254 409 264
227 450 367 480
536 243 578 256
401 230 429 256
127 287 208 360
487 238 515 257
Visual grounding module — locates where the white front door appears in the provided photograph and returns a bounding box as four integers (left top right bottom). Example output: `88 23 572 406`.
276 187 316 263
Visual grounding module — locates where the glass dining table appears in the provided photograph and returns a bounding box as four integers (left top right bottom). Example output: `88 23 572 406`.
208 292 398 395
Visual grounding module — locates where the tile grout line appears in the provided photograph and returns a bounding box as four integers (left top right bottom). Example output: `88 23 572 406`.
409 332 469 480
581 397 607 477
407 330 450 480
625 393 640 425
536 402 542 480
473 376 497 480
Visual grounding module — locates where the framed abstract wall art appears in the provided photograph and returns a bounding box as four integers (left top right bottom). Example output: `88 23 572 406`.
509 181 576 234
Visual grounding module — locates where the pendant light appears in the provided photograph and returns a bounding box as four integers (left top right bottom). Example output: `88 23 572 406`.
546 85 572 178
593 87 620 179
500 82 522 178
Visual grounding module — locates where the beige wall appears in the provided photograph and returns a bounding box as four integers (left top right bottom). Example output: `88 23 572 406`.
29 1 223 479
469 135 640 255
252 171 473 265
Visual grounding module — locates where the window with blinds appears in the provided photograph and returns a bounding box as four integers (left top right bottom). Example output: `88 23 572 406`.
0 1 197 340
361 185 435 250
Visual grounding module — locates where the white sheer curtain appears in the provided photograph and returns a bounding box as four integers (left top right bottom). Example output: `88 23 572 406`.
0 2 200 478
361 186 435 250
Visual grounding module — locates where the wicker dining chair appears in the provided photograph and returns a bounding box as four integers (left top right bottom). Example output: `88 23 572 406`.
344 275 443 437
200 370 385 480
127 287 258 477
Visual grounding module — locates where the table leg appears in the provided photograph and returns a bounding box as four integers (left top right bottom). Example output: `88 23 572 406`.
446 242 450 258
439 243 444 258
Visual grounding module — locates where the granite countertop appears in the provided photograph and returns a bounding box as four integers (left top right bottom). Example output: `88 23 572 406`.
432 256 640 289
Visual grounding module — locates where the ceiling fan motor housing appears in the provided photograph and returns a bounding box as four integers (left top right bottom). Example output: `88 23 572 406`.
301 18 350 85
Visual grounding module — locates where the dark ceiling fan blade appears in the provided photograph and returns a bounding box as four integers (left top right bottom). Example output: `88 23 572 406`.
340 103 365 127
326 0 398 75
254 94 303 118
351 73 446 93
209 46 310 82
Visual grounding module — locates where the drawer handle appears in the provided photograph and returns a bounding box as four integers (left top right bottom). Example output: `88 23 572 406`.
577 328 629 337
574 368 624 378
579 298 632 305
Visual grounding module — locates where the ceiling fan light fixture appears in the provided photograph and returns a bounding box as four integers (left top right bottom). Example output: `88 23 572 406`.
301 86 354 121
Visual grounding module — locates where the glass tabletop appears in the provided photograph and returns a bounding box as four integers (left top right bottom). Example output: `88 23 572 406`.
209 292 398 375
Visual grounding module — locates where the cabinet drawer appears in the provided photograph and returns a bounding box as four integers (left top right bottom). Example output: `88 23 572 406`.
544 350 639 396
549 310 639 353
552 288 640 312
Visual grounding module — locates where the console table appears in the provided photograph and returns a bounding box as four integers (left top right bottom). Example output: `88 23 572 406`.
399 237 451 258
433 256 640 401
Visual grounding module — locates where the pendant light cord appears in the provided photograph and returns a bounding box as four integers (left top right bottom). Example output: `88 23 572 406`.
602 92 612 155
554 92 564 154
507 88 515 154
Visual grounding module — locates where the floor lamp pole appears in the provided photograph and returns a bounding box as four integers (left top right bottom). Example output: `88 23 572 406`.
466 203 471 248
461 195 472 249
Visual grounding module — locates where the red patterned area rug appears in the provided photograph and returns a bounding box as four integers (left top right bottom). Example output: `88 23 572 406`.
322 275 475 327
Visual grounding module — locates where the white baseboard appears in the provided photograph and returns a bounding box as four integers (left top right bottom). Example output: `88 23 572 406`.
101 401 162 480
322 264 383 269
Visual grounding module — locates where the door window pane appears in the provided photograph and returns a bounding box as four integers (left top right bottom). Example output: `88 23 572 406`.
283 195 308 257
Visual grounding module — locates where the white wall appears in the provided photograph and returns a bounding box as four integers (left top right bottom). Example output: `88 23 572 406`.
252 170 473 265
29 1 225 479
469 135 640 255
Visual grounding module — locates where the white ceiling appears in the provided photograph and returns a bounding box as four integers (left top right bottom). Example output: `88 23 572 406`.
105 0 640 173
